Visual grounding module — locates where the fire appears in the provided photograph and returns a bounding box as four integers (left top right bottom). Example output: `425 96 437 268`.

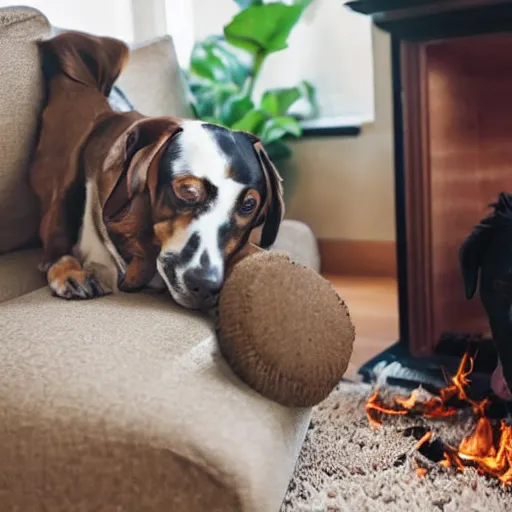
459 417 496 459
458 419 512 484
416 466 428 478
365 390 408 427
366 352 512 485
416 430 432 450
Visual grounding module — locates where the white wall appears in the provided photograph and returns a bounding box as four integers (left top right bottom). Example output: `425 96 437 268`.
285 26 395 242
0 0 135 41
7 0 170 45
131 0 167 43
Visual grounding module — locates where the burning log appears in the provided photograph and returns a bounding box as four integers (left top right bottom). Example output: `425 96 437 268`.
366 352 512 486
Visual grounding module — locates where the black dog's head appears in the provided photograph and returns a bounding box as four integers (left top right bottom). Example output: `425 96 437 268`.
460 192 512 400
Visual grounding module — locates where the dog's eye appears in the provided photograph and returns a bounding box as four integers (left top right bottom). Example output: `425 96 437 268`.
173 177 205 205
238 195 257 216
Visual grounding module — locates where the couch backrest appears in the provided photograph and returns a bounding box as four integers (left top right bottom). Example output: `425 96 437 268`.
117 36 193 119
0 7 192 256
0 6 50 255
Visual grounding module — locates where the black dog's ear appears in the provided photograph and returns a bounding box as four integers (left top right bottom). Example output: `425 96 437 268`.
459 225 492 300
252 141 285 248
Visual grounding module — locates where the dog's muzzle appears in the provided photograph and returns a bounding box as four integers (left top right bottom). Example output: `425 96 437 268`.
182 264 222 299
160 249 223 310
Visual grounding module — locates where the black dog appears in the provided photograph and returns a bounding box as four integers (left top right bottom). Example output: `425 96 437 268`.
460 192 512 400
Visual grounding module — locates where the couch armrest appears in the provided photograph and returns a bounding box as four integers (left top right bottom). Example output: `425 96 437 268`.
272 220 320 273
0 249 45 303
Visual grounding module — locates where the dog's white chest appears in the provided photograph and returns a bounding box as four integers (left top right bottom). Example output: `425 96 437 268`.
75 182 120 291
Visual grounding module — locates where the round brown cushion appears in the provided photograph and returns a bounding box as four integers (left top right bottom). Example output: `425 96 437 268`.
217 251 355 407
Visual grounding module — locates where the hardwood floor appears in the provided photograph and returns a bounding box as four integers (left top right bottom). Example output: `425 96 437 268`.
324 275 399 379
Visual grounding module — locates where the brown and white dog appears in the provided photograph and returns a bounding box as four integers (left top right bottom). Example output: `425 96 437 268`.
29 31 284 310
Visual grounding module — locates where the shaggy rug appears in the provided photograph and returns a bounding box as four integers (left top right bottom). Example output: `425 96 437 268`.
280 380 512 512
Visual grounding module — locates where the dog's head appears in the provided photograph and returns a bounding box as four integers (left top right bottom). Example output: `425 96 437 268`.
103 118 284 309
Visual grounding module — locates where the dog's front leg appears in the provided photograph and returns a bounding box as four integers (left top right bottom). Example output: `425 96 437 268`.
47 255 113 300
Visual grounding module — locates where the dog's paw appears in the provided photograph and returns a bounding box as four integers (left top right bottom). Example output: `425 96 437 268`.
47 256 111 300
52 272 110 300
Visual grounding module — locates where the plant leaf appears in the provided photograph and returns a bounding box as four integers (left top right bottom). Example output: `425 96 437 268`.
202 116 220 124
189 86 216 118
299 79 319 118
224 3 303 55
190 37 250 90
231 108 269 134
211 42 251 88
220 93 254 127
189 81 238 120
270 80 319 120
261 87 301 116
294 0 313 10
190 43 228 82
233 0 263 9
264 139 292 161
260 116 302 145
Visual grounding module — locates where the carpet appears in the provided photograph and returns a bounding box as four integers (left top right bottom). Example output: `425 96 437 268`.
281 380 512 512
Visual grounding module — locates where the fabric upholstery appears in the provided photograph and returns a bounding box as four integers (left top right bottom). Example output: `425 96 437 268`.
0 248 45 303
272 220 321 272
0 288 311 511
117 36 193 118
0 7 50 254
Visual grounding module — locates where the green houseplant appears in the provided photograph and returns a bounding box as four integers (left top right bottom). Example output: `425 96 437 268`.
186 0 318 162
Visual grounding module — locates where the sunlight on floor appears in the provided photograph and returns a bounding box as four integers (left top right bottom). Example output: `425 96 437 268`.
324 275 399 379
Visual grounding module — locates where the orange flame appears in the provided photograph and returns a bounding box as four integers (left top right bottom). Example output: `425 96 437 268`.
365 390 408 427
458 419 512 482
416 467 427 478
366 352 512 485
416 430 432 450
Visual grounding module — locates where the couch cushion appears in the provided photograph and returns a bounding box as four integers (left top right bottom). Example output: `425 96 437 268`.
272 220 321 273
0 288 310 511
117 36 193 118
0 7 50 254
0 248 45 303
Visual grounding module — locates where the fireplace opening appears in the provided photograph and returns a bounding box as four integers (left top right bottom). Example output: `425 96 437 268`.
427 34 512 344
359 32 512 395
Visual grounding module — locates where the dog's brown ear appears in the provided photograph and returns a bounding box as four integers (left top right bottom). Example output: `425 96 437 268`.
102 117 182 213
252 141 285 249
39 31 129 96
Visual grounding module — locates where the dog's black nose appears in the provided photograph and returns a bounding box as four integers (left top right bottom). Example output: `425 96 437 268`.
182 251 223 302
183 266 222 296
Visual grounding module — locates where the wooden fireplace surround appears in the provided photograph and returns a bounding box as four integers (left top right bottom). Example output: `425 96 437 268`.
347 0 512 357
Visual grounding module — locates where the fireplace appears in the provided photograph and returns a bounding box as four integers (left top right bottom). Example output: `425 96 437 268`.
346 0 512 389
403 33 512 353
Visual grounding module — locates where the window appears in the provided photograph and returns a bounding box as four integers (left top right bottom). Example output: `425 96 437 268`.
0 0 375 126
165 0 375 126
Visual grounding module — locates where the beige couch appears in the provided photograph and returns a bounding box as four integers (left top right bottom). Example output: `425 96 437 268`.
0 6 321 512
